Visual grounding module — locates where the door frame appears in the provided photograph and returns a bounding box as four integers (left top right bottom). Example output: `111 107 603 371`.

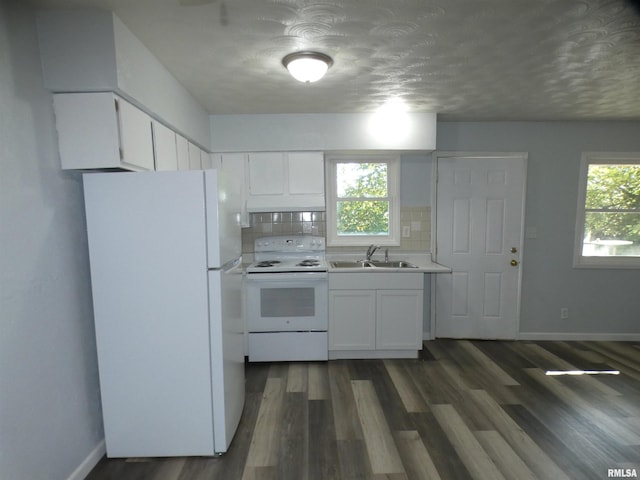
430 151 528 339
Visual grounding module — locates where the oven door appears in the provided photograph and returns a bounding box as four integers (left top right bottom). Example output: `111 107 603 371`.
246 272 328 332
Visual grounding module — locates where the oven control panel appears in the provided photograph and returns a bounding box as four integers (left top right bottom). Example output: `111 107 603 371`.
254 235 325 252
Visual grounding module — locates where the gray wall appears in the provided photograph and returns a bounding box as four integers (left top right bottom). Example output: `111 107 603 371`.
437 122 640 337
400 153 432 207
210 112 437 152
0 2 103 479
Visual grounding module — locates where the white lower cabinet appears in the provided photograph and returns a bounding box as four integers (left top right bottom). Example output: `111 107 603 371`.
328 272 423 358
376 289 423 349
329 290 376 350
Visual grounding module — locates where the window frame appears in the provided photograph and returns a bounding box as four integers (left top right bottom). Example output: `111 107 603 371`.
325 153 401 247
573 152 640 269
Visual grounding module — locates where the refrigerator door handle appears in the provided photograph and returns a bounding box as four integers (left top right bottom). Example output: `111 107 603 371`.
211 257 242 274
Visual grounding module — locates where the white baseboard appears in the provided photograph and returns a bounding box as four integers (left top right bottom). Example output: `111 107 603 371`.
67 439 105 480
518 332 640 341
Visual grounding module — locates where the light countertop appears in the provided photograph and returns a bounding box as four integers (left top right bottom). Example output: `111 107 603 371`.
327 253 451 273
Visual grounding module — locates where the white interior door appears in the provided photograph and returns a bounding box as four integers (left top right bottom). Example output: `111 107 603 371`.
435 154 527 339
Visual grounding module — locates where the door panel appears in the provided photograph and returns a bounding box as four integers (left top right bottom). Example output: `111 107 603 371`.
453 198 471 253
483 272 502 317
486 199 505 253
436 154 526 339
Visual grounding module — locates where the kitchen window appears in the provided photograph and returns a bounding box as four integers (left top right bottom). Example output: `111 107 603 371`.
326 154 400 246
573 152 640 268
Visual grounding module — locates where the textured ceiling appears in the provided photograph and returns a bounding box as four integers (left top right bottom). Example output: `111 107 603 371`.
30 0 640 120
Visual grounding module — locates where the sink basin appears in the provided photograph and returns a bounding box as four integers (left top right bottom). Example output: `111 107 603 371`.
330 260 372 268
368 260 418 268
330 260 419 269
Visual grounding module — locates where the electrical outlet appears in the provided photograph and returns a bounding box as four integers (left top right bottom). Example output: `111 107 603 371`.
560 307 569 319
402 226 411 237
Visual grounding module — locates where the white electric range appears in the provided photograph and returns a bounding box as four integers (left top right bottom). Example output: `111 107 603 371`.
245 236 328 362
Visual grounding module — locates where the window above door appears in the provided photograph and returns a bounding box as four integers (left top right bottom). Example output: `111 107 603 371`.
574 152 640 268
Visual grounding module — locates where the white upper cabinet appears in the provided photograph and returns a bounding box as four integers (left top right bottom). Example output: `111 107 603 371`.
201 151 215 170
53 92 211 172
247 153 285 195
176 135 190 171
246 152 325 211
175 135 211 171
152 120 178 171
288 152 324 195
116 97 155 171
188 142 202 170
54 92 154 171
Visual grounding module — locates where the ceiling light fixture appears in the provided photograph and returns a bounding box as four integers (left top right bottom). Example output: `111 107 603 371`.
282 51 333 83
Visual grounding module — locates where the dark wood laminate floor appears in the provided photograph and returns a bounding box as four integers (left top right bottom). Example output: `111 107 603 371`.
86 340 640 479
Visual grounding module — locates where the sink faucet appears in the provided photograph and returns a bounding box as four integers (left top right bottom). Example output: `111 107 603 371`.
366 244 379 261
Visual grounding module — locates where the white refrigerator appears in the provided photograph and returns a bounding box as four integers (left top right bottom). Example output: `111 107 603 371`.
83 169 245 457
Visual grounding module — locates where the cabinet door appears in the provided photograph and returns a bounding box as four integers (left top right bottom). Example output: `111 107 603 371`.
329 290 376 350
116 97 155 171
188 142 202 170
176 135 190 171
288 152 324 194
201 151 214 170
54 92 121 170
248 153 285 195
152 121 177 171
376 290 423 350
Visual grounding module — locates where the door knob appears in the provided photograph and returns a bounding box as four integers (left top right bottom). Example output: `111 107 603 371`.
510 259 519 266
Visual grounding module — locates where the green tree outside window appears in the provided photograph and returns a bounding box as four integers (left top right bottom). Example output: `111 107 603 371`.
336 163 389 236
583 164 640 256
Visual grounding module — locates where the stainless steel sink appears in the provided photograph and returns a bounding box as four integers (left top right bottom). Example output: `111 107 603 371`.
330 260 372 268
330 260 418 269
368 260 418 268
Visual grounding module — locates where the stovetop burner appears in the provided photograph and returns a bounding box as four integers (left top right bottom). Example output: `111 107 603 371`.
254 260 281 268
297 259 320 267
247 235 328 273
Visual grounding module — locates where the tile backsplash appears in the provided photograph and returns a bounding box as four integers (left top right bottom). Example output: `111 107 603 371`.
399 206 431 252
241 206 430 255
241 211 326 254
